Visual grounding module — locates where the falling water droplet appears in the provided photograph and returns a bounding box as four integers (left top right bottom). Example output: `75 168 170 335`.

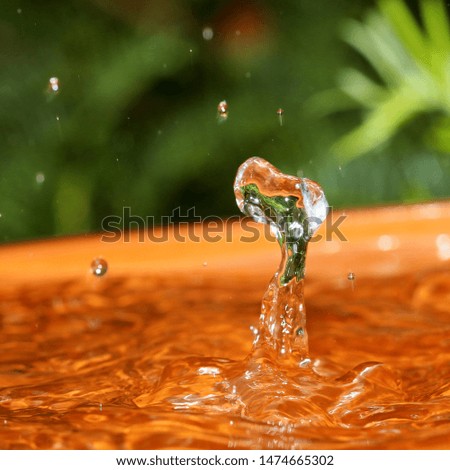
91 258 108 277
203 261 208 267
276 108 284 126
202 26 214 41
217 100 228 123
347 272 356 281
17 8 22 14
35 172 45 184
48 77 59 93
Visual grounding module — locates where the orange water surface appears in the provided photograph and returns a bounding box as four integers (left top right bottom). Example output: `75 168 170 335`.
0 202 449 449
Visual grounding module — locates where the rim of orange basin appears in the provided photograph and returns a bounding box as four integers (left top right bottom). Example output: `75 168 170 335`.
0 200 449 288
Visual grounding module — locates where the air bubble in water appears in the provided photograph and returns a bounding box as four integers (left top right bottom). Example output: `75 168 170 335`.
91 258 108 277
48 77 59 93
202 27 214 41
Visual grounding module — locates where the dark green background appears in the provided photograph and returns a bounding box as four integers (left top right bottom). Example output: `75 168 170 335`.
1 0 448 242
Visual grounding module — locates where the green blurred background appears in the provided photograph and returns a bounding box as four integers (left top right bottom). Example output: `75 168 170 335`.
1 0 449 242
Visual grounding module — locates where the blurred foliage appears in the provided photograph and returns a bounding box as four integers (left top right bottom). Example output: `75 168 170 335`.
0 0 448 242
320 0 450 160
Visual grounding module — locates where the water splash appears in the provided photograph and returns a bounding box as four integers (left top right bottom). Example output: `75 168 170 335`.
234 157 328 363
136 156 413 430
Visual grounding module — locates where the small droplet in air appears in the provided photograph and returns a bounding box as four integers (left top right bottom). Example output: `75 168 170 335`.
56 116 60 121
17 8 22 14
91 258 108 277
347 272 356 281
99 403 103 412
276 108 284 126
217 100 228 123
35 172 45 184
202 26 214 41
203 261 208 267
48 77 59 93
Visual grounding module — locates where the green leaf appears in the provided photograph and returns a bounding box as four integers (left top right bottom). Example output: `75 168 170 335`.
378 0 428 64
333 88 427 161
421 0 450 52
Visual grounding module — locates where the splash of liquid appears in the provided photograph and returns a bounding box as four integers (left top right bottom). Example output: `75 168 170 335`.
234 157 328 364
143 157 410 429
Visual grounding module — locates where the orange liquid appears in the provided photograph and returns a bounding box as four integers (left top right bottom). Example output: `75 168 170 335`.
0 202 449 449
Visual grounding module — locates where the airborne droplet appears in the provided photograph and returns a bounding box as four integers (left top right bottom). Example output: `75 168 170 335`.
48 77 59 93
347 272 356 281
91 258 108 277
276 108 284 126
202 26 214 41
217 100 228 123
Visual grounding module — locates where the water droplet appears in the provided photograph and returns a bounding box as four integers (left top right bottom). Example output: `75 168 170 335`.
218 100 228 114
276 108 284 126
235 30 241 36
99 403 103 412
48 77 59 93
217 100 228 123
203 261 208 267
17 8 22 14
347 272 356 281
56 116 60 121
245 71 251 79
91 258 108 277
202 26 214 41
35 172 45 184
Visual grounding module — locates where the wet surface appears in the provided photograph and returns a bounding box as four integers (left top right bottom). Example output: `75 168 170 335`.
0 264 449 449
